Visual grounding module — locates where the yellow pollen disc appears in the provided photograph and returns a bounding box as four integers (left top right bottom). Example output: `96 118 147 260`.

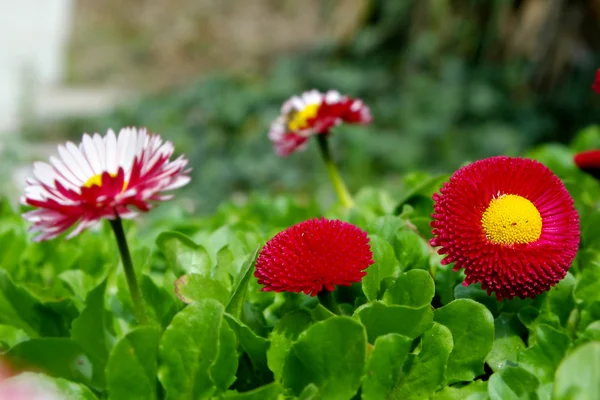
83 173 127 191
481 194 542 245
288 103 320 131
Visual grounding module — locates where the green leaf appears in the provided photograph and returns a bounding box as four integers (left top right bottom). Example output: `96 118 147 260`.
361 333 412 400
433 381 489 400
158 299 238 399
0 372 98 399
365 216 405 244
298 383 320 400
573 261 600 320
0 269 64 337
488 366 540 400
518 324 570 383
59 270 97 307
454 283 503 316
434 299 494 383
140 274 178 328
223 382 282 399
544 272 576 326
356 301 434 342
393 228 431 271
224 313 272 383
383 269 435 307
174 273 229 305
486 314 526 372
225 247 259 318
6 338 93 386
71 280 113 389
106 326 160 400
282 316 366 399
156 231 211 275
576 320 600 345
0 324 29 351
553 342 600 400
362 235 400 302
391 322 454 399
267 310 312 382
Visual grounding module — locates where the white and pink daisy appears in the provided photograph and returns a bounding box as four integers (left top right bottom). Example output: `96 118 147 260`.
22 127 191 241
268 89 372 156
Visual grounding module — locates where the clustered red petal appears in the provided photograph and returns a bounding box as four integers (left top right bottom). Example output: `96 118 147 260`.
593 68 600 94
255 218 374 295
430 156 580 300
22 127 191 241
574 149 600 180
268 89 372 156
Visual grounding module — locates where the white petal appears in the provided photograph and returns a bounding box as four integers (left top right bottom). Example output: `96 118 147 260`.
105 129 118 174
82 134 102 174
33 162 58 188
58 144 88 182
66 141 94 179
49 156 83 187
92 133 106 171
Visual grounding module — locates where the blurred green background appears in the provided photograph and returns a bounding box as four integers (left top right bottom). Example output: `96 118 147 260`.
6 0 600 214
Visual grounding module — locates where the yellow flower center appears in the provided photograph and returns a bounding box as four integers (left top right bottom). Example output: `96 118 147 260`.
83 173 127 191
481 194 542 245
288 103 320 131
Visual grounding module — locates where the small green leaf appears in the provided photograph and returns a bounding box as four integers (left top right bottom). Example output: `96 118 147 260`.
554 342 600 400
573 261 600 321
223 382 282 399
71 280 113 389
383 269 435 307
434 299 494 383
140 274 178 328
174 273 229 305
156 231 211 275
0 269 63 337
224 314 272 383
361 333 412 400
488 366 540 400
391 322 454 399
394 228 431 271
106 326 160 400
6 338 93 386
544 272 576 326
59 270 97 307
0 324 29 351
0 372 98 399
225 247 259 318
282 316 366 399
454 283 503 316
158 299 238 399
267 310 312 382
298 383 320 400
486 314 526 372
518 324 570 383
356 301 434 342
433 381 489 400
362 235 400 302
365 216 405 244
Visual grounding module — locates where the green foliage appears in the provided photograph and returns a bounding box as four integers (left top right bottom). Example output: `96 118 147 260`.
1 128 600 398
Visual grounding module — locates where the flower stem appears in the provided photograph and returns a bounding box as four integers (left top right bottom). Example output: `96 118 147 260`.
317 289 341 314
109 216 147 325
317 134 354 208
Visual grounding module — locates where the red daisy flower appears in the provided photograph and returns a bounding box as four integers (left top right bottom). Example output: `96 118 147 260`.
22 127 191 241
593 68 600 94
255 218 374 295
430 156 580 300
268 90 372 156
574 149 600 180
